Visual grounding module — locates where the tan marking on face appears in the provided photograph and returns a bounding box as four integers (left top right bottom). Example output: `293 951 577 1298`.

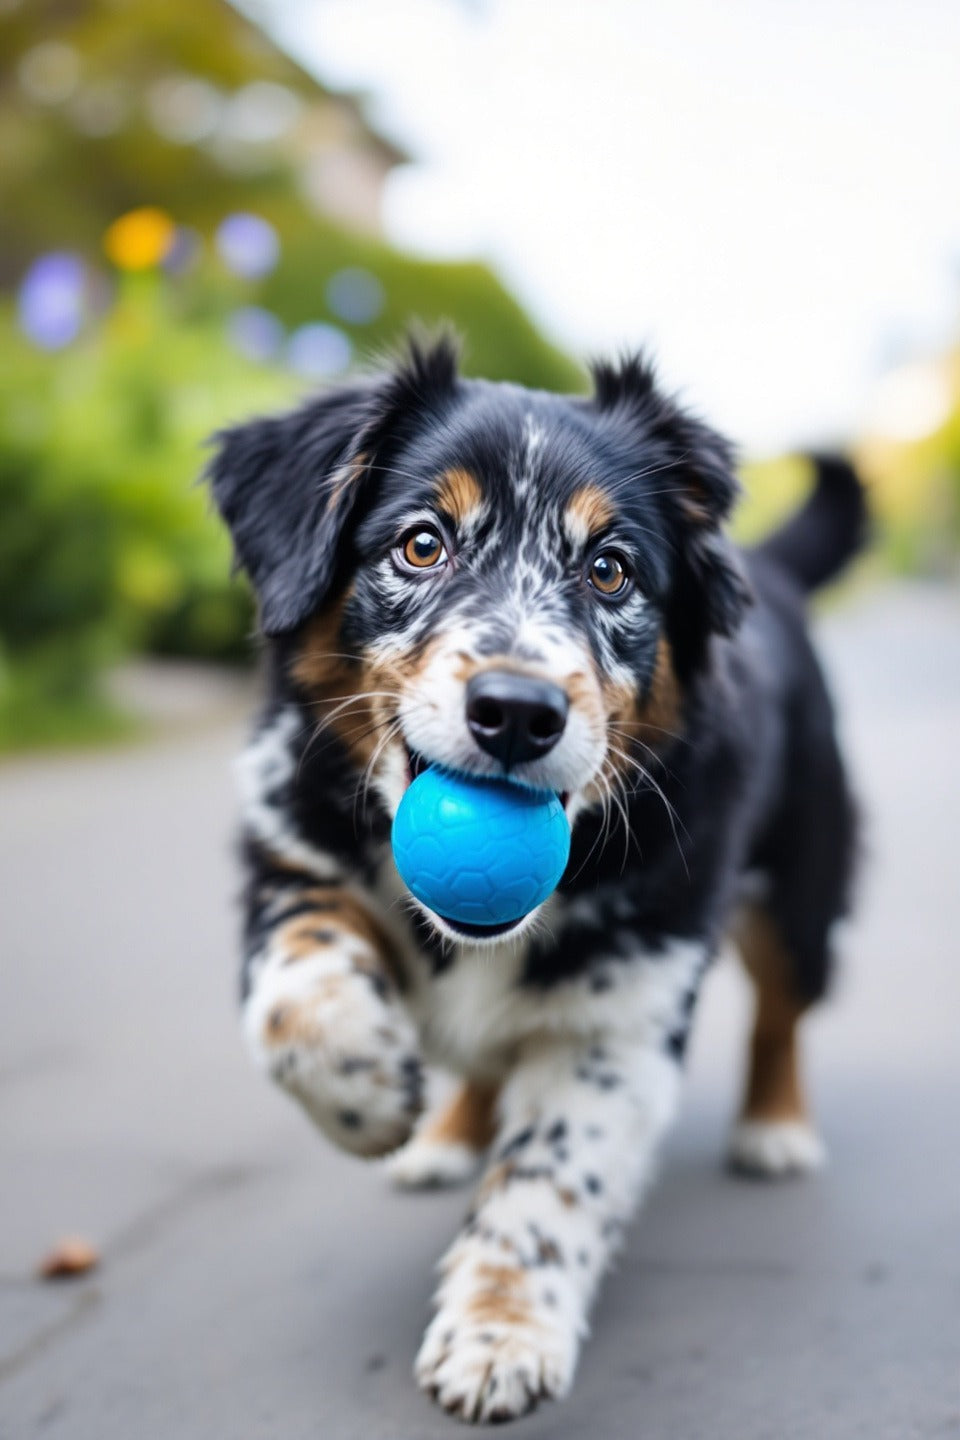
468 1264 534 1328
435 466 483 524
646 634 681 735
565 669 606 743
729 904 812 1124
557 1186 579 1209
291 595 358 717
292 590 399 769
419 1079 499 1152
564 483 615 545
595 634 681 794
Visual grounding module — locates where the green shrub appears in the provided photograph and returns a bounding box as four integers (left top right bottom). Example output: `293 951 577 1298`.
0 293 284 747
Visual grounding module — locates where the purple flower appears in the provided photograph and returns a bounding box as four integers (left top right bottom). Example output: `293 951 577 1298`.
18 252 86 349
215 213 280 279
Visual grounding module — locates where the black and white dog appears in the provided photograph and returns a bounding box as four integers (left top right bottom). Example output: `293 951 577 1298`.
208 337 863 1423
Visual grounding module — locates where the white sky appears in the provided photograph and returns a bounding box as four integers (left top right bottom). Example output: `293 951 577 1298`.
256 0 960 450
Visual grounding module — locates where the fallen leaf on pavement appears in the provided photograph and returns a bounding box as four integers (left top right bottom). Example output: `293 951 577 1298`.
37 1237 100 1279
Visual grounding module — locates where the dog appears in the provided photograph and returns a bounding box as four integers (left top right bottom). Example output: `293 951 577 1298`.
207 336 863 1423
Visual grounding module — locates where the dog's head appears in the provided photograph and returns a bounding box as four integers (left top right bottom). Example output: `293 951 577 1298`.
210 337 749 942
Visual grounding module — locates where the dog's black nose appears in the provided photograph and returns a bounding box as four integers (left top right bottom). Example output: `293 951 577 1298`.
465 670 569 769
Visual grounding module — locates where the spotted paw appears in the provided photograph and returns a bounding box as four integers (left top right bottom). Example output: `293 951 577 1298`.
244 952 423 1157
387 1133 483 1191
727 1118 826 1178
415 1309 576 1423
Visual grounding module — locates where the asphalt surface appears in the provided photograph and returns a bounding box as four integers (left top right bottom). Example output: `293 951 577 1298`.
1 583 958 1439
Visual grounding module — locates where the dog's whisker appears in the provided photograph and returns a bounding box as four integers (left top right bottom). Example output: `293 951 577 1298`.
356 716 406 826
606 740 690 878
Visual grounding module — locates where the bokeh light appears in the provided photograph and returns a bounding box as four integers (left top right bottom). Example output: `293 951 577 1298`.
287 322 352 378
326 267 385 324
220 82 302 145
147 75 222 146
104 207 177 271
227 306 285 363
18 41 80 105
215 212 280 279
17 252 86 349
69 81 128 138
864 362 953 443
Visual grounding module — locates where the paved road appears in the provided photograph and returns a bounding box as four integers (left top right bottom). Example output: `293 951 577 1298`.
1 584 958 1440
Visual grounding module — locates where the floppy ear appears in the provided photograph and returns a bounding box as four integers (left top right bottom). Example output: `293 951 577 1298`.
590 352 752 675
206 336 459 636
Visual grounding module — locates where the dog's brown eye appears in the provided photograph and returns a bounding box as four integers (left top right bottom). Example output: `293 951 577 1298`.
400 527 447 570
589 552 630 597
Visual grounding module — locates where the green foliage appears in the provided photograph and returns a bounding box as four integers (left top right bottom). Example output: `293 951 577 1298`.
0 290 282 749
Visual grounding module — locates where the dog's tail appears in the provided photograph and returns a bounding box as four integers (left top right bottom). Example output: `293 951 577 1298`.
754 453 868 594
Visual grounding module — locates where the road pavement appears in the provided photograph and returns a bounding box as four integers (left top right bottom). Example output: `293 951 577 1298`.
1 583 958 1439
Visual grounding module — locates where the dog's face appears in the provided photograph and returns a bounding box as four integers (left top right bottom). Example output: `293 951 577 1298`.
210 339 749 942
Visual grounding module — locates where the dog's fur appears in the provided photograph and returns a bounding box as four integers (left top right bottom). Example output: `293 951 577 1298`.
208 338 863 1423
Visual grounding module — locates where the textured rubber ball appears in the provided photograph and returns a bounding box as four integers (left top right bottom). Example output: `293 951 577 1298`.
391 766 571 928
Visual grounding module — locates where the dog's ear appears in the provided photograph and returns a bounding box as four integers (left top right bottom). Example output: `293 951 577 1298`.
589 352 752 675
207 335 459 636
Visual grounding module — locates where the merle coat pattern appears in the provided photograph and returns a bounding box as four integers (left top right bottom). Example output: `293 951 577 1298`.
208 338 862 1424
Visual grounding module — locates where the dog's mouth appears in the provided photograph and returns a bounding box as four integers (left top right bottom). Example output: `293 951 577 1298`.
402 744 569 808
433 912 527 940
404 746 430 787
400 743 565 942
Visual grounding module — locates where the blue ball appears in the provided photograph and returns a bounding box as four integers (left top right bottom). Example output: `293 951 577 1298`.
391 766 571 928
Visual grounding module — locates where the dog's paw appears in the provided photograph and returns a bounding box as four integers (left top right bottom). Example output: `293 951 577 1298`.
387 1133 483 1191
416 1310 576 1423
727 1118 826 1178
245 954 423 1157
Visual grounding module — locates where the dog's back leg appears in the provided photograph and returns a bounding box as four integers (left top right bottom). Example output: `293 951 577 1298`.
388 1077 499 1190
727 904 826 1177
728 647 857 1177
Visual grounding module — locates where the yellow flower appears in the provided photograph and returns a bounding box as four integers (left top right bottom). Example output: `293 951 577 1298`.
104 207 176 271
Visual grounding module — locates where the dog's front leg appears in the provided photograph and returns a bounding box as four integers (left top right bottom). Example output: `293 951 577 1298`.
416 1033 681 1422
242 863 423 1157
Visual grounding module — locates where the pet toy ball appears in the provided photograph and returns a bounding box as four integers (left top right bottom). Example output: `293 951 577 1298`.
391 766 571 928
